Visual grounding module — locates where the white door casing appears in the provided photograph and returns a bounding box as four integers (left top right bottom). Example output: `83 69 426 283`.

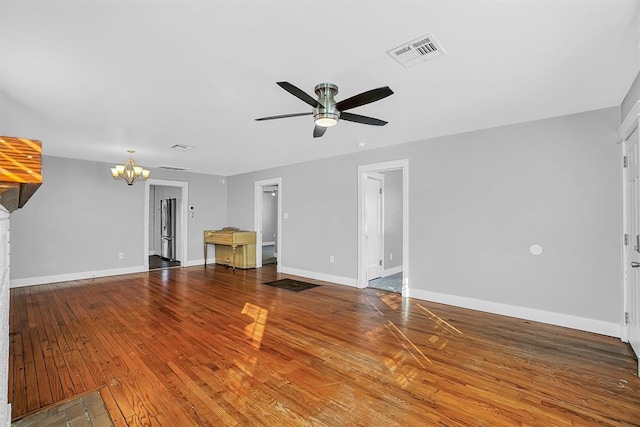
624 129 640 364
357 159 409 297
144 179 189 268
254 177 282 271
620 100 640 376
365 173 384 281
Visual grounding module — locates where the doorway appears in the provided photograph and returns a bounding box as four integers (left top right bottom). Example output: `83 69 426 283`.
144 179 189 270
261 185 279 265
357 160 409 296
253 178 282 271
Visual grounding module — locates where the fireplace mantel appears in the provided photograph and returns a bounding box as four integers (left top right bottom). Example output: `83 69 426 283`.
0 136 43 213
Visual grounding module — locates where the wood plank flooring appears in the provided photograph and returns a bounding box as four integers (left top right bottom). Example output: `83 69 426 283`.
8 265 640 426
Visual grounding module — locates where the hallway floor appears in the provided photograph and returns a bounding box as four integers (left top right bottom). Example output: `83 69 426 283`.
149 255 181 270
368 271 402 293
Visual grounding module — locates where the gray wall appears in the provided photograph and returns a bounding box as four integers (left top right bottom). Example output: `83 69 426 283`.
622 70 640 121
10 156 227 281
383 169 403 270
227 106 622 324
6 107 625 327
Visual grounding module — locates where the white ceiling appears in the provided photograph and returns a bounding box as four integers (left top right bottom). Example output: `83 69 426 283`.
1 1 639 176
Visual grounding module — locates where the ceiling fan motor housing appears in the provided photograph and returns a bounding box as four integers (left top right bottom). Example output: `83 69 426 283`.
313 83 340 126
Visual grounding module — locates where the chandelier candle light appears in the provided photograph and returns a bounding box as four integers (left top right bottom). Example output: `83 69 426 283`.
111 150 150 185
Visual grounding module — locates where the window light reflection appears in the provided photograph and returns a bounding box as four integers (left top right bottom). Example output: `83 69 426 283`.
241 302 269 349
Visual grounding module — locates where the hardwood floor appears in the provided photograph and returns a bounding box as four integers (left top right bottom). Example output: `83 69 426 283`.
9 265 640 426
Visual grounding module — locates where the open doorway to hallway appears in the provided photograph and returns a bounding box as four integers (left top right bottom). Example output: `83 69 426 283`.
261 185 279 266
366 169 403 293
253 178 282 271
357 160 409 296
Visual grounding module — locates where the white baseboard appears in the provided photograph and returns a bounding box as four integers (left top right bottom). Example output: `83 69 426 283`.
2 403 10 427
410 289 621 338
279 266 357 288
185 258 206 267
10 266 148 288
262 241 275 246
382 266 402 277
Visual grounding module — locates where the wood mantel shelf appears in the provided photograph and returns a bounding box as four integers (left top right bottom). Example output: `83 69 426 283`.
0 136 43 213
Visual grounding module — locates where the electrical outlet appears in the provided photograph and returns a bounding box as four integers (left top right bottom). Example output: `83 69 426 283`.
118 253 124 259
389 253 393 260
329 256 334 263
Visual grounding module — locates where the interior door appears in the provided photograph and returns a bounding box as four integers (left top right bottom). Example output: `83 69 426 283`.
626 129 640 367
365 173 383 281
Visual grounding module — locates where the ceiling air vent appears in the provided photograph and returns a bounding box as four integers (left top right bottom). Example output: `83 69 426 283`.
387 33 446 68
169 144 195 150
158 165 190 171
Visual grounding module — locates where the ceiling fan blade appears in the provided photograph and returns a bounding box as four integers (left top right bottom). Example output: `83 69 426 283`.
339 112 388 126
277 82 323 108
335 86 394 111
255 112 312 121
313 125 327 138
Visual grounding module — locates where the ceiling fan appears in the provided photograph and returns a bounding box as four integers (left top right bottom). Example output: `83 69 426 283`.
255 82 394 138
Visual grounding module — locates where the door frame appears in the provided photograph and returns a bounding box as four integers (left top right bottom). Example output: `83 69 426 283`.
254 177 282 271
620 100 640 344
357 159 409 296
144 179 189 269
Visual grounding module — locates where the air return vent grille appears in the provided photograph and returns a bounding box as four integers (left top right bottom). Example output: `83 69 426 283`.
158 165 190 171
169 144 195 150
387 33 446 68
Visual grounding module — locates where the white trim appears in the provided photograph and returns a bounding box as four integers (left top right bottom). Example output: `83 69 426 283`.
279 266 357 288
619 102 640 344
357 159 409 297
411 289 620 338
184 258 206 267
621 139 630 343
262 241 275 246
144 179 189 270
10 265 148 288
3 404 11 427
382 266 403 277
618 100 640 143
358 159 410 171
254 178 282 271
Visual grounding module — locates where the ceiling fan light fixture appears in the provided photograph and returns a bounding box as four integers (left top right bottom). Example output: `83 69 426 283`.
314 112 339 127
255 81 392 137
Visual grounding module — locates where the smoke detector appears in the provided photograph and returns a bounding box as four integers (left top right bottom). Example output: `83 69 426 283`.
388 33 446 68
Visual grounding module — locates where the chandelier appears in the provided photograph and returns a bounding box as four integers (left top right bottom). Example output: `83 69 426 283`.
110 150 150 185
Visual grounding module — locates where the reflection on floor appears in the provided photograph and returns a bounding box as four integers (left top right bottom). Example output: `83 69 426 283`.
369 271 402 293
262 244 277 265
149 255 181 270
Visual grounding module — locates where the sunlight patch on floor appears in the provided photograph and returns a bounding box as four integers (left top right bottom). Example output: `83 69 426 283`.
241 302 269 349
